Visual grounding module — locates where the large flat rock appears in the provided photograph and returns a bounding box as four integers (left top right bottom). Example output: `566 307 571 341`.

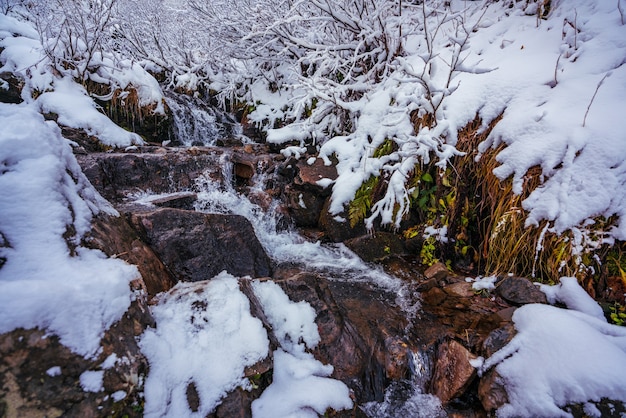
129 208 272 281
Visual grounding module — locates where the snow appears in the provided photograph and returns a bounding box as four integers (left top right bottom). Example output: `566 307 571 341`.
0 13 163 148
0 103 138 357
140 273 270 418
46 366 62 377
475 278 626 417
80 370 104 393
242 0 626 248
140 273 352 417
470 275 498 292
251 349 353 418
111 390 127 402
540 276 606 320
251 280 352 417
251 280 320 352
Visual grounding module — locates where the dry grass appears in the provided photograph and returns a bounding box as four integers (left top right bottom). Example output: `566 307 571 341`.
448 113 621 290
84 80 169 141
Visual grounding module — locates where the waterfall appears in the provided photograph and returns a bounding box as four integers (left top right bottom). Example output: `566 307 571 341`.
164 91 248 146
192 159 421 316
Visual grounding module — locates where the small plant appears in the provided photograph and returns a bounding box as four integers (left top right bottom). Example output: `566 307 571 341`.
420 236 438 267
609 303 626 326
348 175 380 228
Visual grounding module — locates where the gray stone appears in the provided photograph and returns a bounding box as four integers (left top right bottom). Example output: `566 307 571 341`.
129 208 272 281
496 276 547 305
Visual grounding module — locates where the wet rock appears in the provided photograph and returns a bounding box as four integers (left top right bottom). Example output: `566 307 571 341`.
232 151 275 184
477 369 508 412
481 322 517 358
129 208 272 281
493 306 517 323
282 184 326 227
76 150 227 203
295 158 337 192
150 191 197 210
210 387 257 418
496 276 547 305
416 277 439 292
424 262 449 281
344 232 407 262
0 290 153 418
444 282 475 298
272 271 415 403
431 340 478 404
319 198 367 242
0 72 24 104
422 287 448 306
85 213 176 295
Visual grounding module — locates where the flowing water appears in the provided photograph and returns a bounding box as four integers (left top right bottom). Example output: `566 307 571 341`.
165 92 248 146
150 93 445 416
186 153 446 417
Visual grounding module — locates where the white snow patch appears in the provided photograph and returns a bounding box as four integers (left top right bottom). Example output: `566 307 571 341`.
80 370 104 393
0 103 137 357
140 273 270 418
477 279 626 417
111 390 127 402
251 280 320 352
470 276 498 292
540 276 606 320
423 225 449 244
46 366 62 377
251 349 353 418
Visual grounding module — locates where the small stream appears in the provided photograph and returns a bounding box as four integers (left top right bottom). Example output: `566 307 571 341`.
189 152 442 417
159 92 447 416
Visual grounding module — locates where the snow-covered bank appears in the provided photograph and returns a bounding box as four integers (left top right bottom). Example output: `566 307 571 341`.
0 102 138 357
242 0 626 252
0 12 163 148
474 277 626 417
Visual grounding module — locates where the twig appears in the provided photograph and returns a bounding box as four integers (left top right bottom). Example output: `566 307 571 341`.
583 73 609 127
551 53 561 87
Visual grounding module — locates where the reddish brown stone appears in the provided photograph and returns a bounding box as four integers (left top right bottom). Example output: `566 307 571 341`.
431 340 478 404
424 262 449 281
478 369 508 412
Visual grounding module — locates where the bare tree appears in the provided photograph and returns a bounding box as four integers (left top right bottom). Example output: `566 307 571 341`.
31 0 119 83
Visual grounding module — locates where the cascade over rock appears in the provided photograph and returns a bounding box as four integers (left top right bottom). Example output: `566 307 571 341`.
5 97 623 417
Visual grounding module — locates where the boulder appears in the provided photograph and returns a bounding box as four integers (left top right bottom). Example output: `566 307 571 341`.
295 158 337 192
344 232 407 262
443 282 475 298
281 184 326 227
477 369 508 412
319 198 367 242
85 213 176 296
150 191 197 210
424 262 450 281
272 271 417 402
0 284 154 418
0 72 24 104
496 276 547 305
76 150 227 203
430 339 478 404
481 322 517 358
129 208 272 281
